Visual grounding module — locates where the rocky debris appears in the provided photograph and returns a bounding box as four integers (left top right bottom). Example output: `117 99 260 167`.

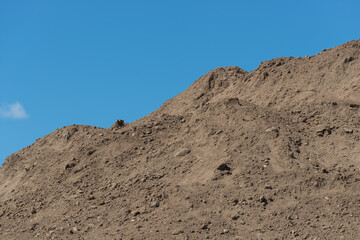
63 126 78 140
344 56 354 63
65 158 78 169
316 125 334 137
344 128 353 134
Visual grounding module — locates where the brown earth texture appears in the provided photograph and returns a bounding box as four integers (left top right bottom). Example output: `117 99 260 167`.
1 40 360 240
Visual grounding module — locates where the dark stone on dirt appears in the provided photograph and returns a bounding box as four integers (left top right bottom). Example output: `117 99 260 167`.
31 208 36 214
201 224 209 230
110 119 125 130
217 163 231 171
344 56 354 63
260 196 268 206
65 162 76 169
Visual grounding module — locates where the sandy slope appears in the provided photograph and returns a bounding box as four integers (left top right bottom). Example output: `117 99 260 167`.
0 40 359 240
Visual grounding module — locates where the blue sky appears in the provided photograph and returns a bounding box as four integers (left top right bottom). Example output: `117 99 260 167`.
1 0 359 165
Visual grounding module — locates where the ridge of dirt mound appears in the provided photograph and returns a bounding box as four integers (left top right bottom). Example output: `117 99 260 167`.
156 40 360 117
0 40 359 240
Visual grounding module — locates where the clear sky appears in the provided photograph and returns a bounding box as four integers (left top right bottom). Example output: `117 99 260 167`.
1 0 359 165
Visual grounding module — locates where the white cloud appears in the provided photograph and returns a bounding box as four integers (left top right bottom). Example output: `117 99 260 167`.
0 102 29 119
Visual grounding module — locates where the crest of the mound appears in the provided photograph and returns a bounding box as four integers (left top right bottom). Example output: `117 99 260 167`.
240 40 360 109
156 66 249 116
157 40 360 116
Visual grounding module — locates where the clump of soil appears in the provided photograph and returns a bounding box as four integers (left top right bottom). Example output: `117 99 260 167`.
0 40 359 240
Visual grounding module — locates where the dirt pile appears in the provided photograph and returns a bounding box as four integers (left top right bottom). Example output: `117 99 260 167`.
0 40 359 240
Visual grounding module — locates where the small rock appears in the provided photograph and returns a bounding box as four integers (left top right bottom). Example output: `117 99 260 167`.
217 163 231 171
260 196 268 205
149 200 159 208
172 229 184 235
344 128 353 134
175 149 191 157
70 227 78 234
31 208 37 214
344 56 354 63
265 127 278 133
87 195 95 200
65 162 76 169
222 229 229 234
349 103 359 108
24 164 31 171
87 149 96 156
109 119 125 130
316 125 332 137
231 198 239 205
201 224 209 230
30 223 38 231
265 127 279 137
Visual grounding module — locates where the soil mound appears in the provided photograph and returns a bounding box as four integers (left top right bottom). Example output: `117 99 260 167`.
0 40 359 240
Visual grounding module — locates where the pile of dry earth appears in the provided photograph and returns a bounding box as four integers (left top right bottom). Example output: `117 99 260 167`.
1 40 359 240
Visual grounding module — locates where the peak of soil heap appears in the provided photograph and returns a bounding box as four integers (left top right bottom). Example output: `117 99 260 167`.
1 40 359 240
